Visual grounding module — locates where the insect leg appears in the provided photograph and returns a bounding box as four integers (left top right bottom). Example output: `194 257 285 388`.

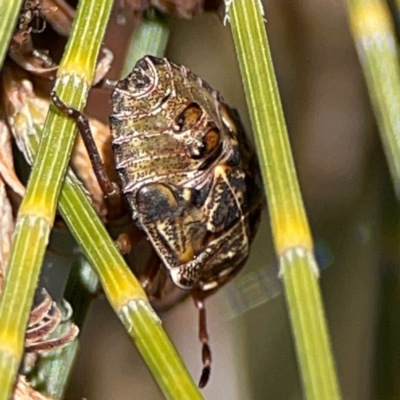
193 294 212 388
51 91 122 210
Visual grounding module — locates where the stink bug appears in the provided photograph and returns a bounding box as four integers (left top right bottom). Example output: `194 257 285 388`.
52 56 262 387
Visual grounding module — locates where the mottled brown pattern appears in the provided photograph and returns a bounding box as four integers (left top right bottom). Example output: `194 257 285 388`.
110 56 262 292
121 0 223 19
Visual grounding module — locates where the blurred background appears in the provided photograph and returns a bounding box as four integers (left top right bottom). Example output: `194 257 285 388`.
44 0 396 399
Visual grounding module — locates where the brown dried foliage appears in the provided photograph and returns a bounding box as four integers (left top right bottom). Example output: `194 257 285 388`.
120 0 223 18
13 376 55 400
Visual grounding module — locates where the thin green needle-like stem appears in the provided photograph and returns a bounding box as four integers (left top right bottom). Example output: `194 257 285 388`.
0 1 113 398
346 1 400 397
345 0 400 199
226 1 342 399
121 10 169 78
58 174 203 400
0 0 24 70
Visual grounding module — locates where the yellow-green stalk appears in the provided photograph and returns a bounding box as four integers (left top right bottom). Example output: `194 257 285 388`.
0 0 24 70
0 1 113 398
225 1 342 398
345 0 400 199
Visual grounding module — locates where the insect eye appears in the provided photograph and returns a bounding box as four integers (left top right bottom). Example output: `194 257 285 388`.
173 103 202 132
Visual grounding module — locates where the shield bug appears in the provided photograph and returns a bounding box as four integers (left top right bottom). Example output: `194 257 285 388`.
52 56 262 387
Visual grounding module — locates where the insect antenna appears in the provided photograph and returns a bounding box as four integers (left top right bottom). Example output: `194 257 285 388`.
193 294 212 388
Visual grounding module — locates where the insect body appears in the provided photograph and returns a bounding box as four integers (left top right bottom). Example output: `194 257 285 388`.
52 56 262 387
110 56 262 293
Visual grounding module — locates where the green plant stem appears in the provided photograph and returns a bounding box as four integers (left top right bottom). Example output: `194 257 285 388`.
346 1 400 397
281 251 339 399
0 1 113 398
64 255 100 328
226 1 342 399
121 10 169 78
59 173 203 400
0 0 24 70
346 0 400 200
